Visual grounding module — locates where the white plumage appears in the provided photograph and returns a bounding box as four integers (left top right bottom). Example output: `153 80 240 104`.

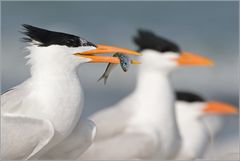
40 118 96 159
1 45 95 159
80 30 213 160
175 101 210 159
175 100 238 160
1 25 140 160
80 50 183 160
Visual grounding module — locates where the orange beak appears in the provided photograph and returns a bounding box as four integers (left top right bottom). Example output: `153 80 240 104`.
176 51 214 65
203 101 238 114
130 59 141 64
74 44 141 64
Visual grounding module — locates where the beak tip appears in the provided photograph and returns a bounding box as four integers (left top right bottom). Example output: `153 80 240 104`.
205 101 239 114
198 58 214 66
130 60 141 64
179 52 215 66
133 52 142 56
233 109 239 114
207 60 215 66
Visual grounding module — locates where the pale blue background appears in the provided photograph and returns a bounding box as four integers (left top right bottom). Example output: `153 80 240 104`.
2 1 238 107
1 1 239 159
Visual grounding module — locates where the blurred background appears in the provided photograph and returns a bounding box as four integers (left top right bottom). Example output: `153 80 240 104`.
1 1 239 159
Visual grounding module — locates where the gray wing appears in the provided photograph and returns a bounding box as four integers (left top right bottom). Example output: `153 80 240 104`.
1 114 54 160
78 97 158 159
79 131 157 160
90 100 133 141
40 118 96 160
1 81 29 113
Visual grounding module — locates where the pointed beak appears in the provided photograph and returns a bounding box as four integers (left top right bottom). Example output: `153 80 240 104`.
81 44 141 56
74 44 141 63
203 101 238 114
130 59 141 64
176 51 214 65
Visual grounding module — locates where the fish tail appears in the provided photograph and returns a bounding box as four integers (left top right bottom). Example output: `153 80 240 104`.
97 74 109 85
97 74 104 82
103 76 109 85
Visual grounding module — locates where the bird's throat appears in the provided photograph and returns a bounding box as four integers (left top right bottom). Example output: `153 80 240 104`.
134 69 175 120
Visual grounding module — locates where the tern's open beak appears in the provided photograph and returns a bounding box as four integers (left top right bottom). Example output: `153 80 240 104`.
74 44 141 64
176 51 214 65
203 101 238 114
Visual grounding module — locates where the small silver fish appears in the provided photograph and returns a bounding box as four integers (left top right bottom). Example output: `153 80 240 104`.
98 53 130 85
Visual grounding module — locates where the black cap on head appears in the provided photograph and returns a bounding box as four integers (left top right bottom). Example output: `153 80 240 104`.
133 29 181 53
176 91 205 102
22 24 96 47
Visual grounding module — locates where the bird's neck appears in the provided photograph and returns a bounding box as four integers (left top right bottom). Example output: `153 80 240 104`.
25 47 83 136
28 48 82 96
130 66 181 159
133 67 175 122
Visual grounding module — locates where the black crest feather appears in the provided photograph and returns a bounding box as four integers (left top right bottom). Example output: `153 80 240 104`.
176 91 205 102
22 24 96 47
134 29 180 53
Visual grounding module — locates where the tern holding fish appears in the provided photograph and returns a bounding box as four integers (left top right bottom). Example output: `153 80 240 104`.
1 25 141 160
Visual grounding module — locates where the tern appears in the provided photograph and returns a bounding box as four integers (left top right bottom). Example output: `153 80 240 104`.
1 24 140 160
174 91 238 160
79 30 213 160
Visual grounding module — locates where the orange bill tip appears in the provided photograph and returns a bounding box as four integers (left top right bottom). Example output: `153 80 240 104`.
203 101 238 114
130 59 141 64
177 51 214 66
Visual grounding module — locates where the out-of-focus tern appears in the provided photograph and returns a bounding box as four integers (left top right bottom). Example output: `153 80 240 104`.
79 30 214 160
175 91 238 160
1 24 140 160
